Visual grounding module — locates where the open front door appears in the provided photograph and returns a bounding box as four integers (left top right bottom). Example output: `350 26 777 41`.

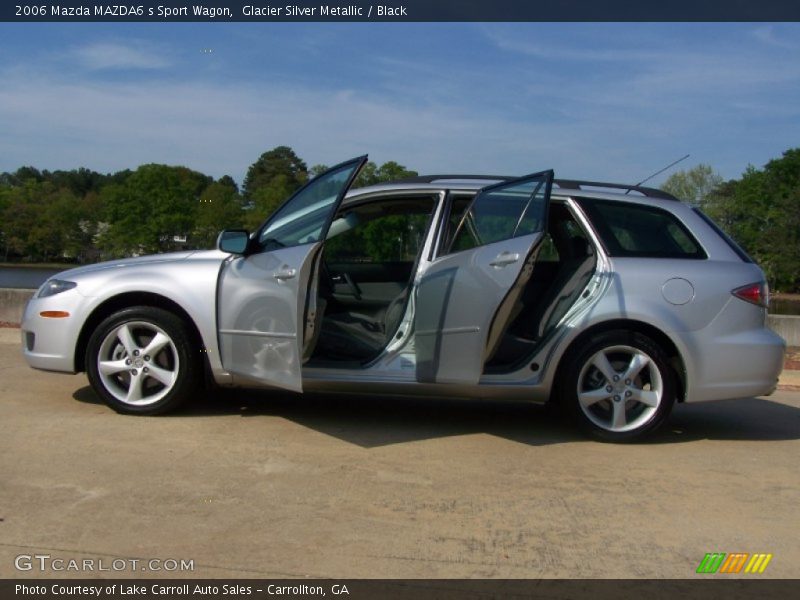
415 170 553 384
217 156 367 392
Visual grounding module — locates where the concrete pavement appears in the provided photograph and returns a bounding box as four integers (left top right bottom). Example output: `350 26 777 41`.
1 328 798 579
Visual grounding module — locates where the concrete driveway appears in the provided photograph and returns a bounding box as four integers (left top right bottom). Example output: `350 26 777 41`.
1 328 798 579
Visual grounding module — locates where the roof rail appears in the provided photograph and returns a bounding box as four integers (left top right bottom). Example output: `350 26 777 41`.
552 179 678 200
394 175 679 201
396 174 513 184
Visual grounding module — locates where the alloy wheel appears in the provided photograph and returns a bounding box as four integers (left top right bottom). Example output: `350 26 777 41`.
576 344 663 433
96 320 180 406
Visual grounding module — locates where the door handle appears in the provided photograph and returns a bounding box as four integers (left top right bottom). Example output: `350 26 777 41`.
489 252 520 268
274 266 297 281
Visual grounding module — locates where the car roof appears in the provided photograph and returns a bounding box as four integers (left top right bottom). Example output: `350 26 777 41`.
347 176 680 207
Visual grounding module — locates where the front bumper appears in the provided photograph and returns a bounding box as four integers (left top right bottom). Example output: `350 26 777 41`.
20 291 86 373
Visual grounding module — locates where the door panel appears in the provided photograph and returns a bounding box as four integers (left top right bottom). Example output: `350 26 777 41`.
415 170 553 385
216 156 367 392
415 233 542 383
218 243 320 392
327 260 414 307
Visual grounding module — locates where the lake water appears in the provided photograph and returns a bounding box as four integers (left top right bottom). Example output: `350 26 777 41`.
0 267 65 289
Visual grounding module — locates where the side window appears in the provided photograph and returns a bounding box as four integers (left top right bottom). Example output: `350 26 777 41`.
441 195 474 254
447 173 551 254
563 219 589 244
537 233 559 261
325 200 434 264
578 199 706 259
258 159 362 250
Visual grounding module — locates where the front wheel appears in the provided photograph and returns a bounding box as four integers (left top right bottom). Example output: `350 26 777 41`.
559 330 676 442
86 306 201 415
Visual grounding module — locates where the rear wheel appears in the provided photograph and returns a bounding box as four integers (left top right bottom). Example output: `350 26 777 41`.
86 306 200 415
559 330 676 441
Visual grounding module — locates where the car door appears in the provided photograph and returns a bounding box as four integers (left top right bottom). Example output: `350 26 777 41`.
217 156 367 392
415 171 554 384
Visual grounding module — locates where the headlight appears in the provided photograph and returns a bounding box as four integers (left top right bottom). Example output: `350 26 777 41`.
38 279 77 298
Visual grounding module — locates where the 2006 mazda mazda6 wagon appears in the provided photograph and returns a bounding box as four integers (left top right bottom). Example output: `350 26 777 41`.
21 156 785 440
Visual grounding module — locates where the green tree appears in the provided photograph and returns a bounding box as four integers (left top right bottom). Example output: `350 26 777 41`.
314 160 418 189
46 187 103 263
308 164 329 178
47 167 108 197
242 146 307 202
194 177 245 248
0 180 74 262
353 160 417 188
243 174 296 231
99 164 211 256
661 164 723 207
0 184 33 260
217 175 239 194
702 149 800 291
349 161 419 259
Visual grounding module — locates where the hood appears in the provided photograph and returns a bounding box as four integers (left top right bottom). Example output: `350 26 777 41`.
52 249 229 281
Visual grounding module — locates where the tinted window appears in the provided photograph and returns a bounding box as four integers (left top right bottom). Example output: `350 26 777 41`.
325 203 433 264
258 160 361 250
578 199 706 259
441 195 473 254
537 233 559 261
448 174 550 253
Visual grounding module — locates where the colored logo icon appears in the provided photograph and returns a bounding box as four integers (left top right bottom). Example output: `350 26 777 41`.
696 553 773 574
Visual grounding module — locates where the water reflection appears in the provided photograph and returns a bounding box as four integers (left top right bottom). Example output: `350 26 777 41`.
0 267 63 289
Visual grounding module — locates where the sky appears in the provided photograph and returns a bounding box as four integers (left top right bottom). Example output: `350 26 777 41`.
1 22 799 187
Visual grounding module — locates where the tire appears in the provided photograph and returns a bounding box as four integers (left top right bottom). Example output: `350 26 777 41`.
85 306 201 415
558 330 676 442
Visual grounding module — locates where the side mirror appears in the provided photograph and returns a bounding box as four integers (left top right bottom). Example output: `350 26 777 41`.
217 230 250 254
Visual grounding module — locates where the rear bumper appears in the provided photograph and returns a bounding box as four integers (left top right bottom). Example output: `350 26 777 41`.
683 326 785 403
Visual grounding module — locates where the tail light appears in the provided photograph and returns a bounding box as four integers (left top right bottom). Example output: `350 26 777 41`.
732 281 769 308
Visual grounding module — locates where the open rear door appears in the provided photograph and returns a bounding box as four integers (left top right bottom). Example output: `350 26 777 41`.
415 170 553 384
217 156 367 392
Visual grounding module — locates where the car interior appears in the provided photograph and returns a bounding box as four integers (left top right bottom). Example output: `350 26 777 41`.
306 192 596 371
485 201 597 370
308 195 437 364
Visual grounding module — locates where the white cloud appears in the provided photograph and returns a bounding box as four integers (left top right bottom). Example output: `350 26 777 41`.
482 27 662 63
0 73 668 184
72 42 171 70
1 25 799 188
751 26 797 50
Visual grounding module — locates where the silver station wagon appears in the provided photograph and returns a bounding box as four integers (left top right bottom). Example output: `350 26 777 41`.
21 156 785 441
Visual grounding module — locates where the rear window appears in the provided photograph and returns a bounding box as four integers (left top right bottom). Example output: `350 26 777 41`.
577 199 707 259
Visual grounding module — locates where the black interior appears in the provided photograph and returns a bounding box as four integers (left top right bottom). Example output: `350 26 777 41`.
487 203 597 369
308 195 596 371
310 197 435 363
313 262 413 362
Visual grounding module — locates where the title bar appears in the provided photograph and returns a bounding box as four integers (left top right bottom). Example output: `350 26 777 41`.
4 1 800 22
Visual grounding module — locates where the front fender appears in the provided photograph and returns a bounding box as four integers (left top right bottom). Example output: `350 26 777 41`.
74 259 228 381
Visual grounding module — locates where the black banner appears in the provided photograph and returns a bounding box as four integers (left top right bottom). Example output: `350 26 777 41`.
2 580 800 600
3 0 800 22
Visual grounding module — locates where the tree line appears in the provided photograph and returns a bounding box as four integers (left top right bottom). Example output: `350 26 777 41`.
1 145 798 292
661 148 800 293
0 146 416 263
